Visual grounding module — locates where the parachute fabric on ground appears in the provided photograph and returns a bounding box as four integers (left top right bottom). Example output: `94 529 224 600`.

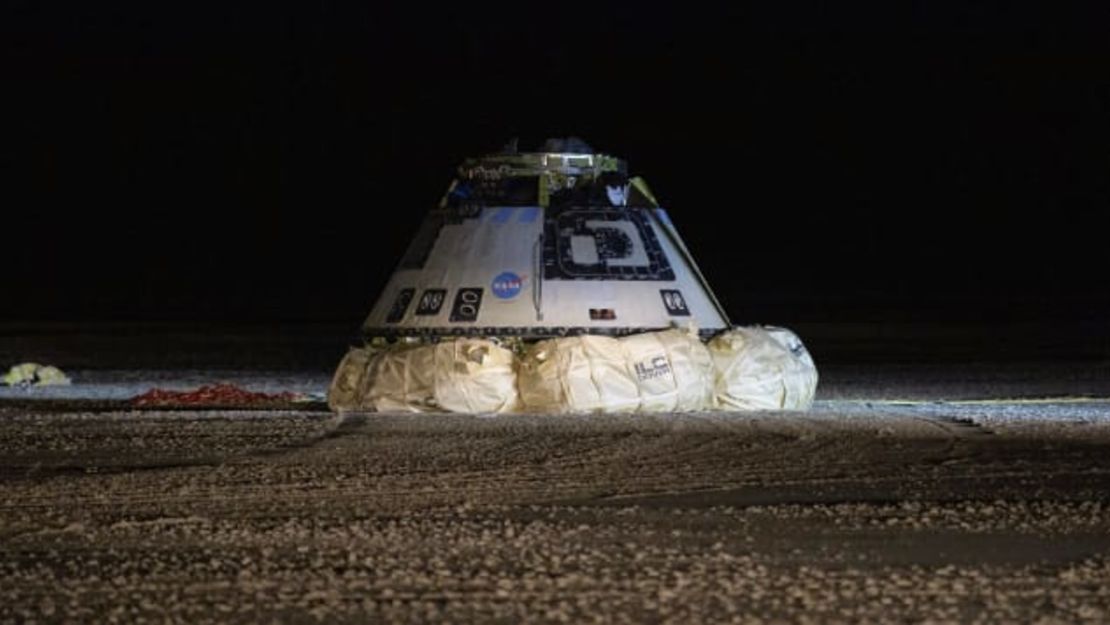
3 363 72 387
3 363 41 387
708 327 819 410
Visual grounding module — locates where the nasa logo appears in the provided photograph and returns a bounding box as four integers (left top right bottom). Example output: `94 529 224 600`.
491 272 524 299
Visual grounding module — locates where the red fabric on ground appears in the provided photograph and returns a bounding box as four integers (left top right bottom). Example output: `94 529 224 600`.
131 383 303 407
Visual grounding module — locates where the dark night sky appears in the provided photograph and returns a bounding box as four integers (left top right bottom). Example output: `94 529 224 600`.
4 3 1109 327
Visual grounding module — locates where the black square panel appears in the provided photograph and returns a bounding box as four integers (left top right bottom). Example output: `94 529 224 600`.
449 288 484 322
415 289 448 316
386 288 415 323
542 207 674 281
660 289 690 316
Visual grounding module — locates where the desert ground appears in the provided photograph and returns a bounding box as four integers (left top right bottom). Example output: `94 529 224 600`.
2 323 1109 623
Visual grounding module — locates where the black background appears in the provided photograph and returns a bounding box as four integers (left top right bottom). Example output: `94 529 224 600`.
4 3 1108 329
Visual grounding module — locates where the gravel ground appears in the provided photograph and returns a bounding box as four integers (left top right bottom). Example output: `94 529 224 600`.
2 324 1109 623
3 393 1110 623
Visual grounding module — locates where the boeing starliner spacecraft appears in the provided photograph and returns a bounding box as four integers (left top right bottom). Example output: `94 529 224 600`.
330 139 816 415
361 137 731 342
